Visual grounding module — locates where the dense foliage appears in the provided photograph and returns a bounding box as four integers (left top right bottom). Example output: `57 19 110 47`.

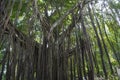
0 0 120 80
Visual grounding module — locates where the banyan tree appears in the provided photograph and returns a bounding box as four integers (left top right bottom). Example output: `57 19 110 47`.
0 0 120 80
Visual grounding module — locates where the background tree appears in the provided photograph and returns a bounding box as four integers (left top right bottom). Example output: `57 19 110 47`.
0 0 120 80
